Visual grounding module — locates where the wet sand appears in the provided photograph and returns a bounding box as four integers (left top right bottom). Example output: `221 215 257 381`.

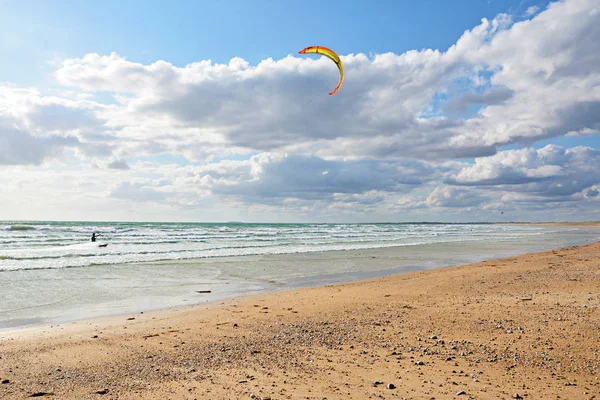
1 240 600 399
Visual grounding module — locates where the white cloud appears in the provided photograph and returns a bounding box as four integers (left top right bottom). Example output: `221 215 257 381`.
525 5 541 16
191 153 436 204
44 0 600 165
0 127 80 165
426 186 487 208
107 159 130 170
453 145 599 196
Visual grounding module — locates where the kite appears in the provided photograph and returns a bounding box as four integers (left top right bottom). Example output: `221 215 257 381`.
299 46 344 95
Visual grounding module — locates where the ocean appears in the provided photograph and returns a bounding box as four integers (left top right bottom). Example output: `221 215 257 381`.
1 221 598 330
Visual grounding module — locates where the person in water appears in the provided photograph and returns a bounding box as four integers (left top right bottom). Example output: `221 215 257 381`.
91 233 97 242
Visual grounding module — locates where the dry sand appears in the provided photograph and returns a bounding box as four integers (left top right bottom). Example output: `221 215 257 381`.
2 240 600 399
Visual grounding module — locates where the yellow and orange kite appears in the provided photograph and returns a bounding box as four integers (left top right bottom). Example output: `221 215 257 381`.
299 46 344 95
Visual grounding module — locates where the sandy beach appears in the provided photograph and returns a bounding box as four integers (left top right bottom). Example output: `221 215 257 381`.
2 239 600 400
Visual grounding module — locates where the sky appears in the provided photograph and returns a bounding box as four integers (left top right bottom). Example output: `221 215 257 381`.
1 0 599 223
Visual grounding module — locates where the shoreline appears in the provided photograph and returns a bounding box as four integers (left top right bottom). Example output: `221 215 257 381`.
2 241 600 399
2 224 598 333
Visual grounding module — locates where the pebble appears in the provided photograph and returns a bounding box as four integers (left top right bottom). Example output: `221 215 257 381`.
250 394 256 399
387 383 396 389
456 391 467 396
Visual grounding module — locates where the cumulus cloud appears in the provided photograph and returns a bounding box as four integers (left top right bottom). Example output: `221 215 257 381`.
0 85 109 164
583 186 600 199
444 86 515 114
189 153 437 204
0 126 80 165
525 5 541 16
108 181 169 202
45 0 600 165
107 159 130 170
426 186 487 208
452 145 600 196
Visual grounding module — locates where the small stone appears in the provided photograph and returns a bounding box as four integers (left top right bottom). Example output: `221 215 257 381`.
416 360 425 365
387 383 396 389
1 379 9 384
456 391 467 396
430 335 438 339
96 389 109 395
250 394 256 399
513 394 523 399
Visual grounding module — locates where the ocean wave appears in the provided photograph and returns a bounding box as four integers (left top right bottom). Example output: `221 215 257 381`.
0 222 586 273
0 236 496 272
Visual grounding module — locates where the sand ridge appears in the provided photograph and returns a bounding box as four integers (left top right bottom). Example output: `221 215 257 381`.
1 241 600 399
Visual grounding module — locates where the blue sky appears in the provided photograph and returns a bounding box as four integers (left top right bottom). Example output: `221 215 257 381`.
1 0 600 222
2 0 549 85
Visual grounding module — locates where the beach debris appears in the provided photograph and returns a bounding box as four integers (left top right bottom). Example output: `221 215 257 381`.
373 381 383 387
95 389 109 395
127 317 135 321
513 394 523 399
456 391 467 396
29 392 54 397
196 290 212 294
1 379 9 384
142 334 159 339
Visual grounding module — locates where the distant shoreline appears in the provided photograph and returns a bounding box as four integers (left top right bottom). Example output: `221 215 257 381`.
2 219 600 226
506 221 600 227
